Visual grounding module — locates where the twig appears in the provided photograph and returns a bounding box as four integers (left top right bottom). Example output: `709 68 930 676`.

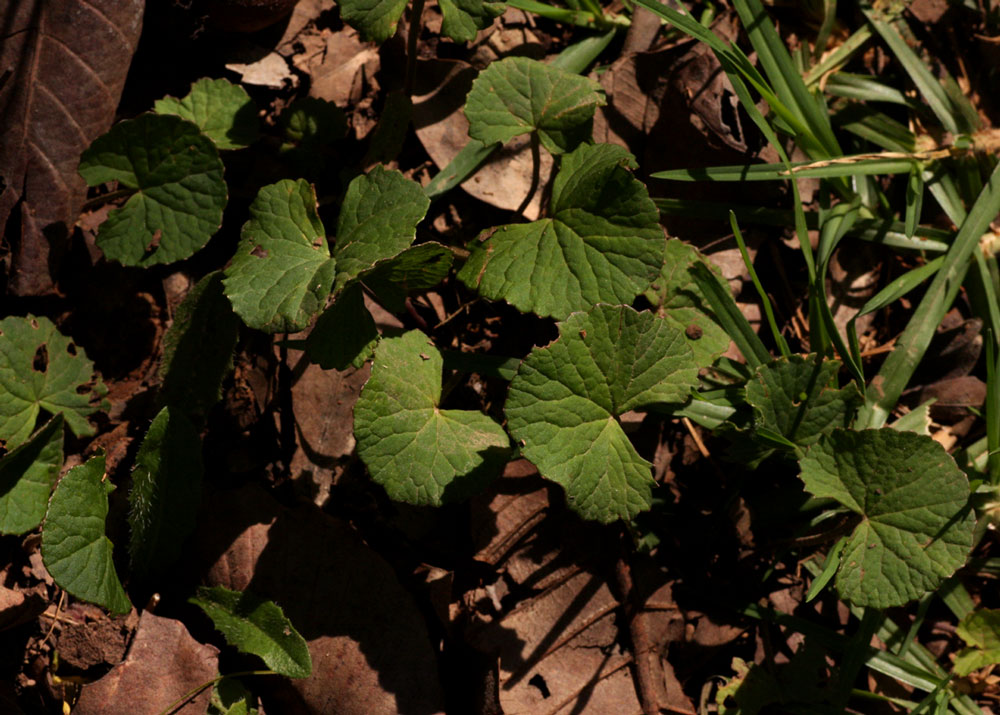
614 556 664 715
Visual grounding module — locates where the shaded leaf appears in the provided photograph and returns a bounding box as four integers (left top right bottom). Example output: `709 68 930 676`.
747 355 863 447
506 305 699 522
332 166 430 293
41 453 131 614
279 97 347 172
305 283 378 370
0 415 63 535
0 314 107 449
354 330 510 505
439 0 505 42
128 407 204 583
363 242 454 312
154 77 260 150
223 179 335 333
190 585 312 678
798 429 975 608
78 113 227 266
459 143 663 319
159 271 240 422
464 56 605 155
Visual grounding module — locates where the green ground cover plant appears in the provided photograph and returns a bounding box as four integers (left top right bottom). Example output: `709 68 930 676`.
4 0 1000 711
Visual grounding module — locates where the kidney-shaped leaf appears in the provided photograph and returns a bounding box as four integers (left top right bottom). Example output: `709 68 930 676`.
747 355 863 447
154 77 259 150
354 330 510 506
78 113 227 266
339 0 408 43
190 585 311 678
223 179 335 333
439 0 505 42
0 415 63 535
42 453 132 614
799 428 975 608
464 56 605 155
332 166 430 293
506 305 700 523
459 143 663 319
0 315 107 449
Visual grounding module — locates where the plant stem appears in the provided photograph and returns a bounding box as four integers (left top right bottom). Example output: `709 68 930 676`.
514 132 541 217
404 0 427 97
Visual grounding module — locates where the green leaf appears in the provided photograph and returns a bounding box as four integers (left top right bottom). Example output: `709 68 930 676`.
190 585 311 678
128 407 204 583
363 242 454 312
339 0 408 42
0 315 107 449
747 355 863 447
354 330 510 505
41 453 131 614
154 77 259 150
0 415 63 535
78 113 227 266
645 239 730 366
332 166 430 293
209 678 257 715
464 56 605 155
279 97 347 173
305 283 378 370
223 179 335 333
458 143 664 320
954 609 1000 676
439 0 505 42
506 305 700 523
159 272 240 422
798 429 975 608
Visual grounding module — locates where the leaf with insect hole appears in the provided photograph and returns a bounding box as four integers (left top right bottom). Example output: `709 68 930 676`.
0 315 107 449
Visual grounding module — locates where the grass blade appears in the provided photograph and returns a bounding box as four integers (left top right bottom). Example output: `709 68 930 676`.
731 212 789 357
859 159 1000 428
803 26 874 86
690 262 770 369
861 8 974 135
653 155 923 182
424 139 498 201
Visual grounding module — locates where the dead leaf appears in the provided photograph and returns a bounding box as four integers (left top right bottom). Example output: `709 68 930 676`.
304 29 380 108
286 357 370 505
0 0 143 295
226 49 297 89
74 610 218 715
413 59 552 220
470 569 641 714
55 609 133 670
195 486 445 715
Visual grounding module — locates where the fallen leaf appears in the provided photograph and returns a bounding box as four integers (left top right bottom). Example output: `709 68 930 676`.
74 610 218 715
195 486 445 714
0 0 143 295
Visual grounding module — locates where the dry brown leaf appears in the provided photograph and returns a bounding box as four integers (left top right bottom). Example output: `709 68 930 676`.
74 610 218 715
0 0 143 295
470 569 641 714
412 58 552 219
304 29 380 108
195 486 445 715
